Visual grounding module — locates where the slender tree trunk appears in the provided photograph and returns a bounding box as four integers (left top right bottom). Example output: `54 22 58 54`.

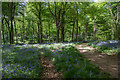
10 2 14 44
8 20 11 44
40 20 42 43
72 19 75 42
46 25 48 40
4 22 9 43
56 26 59 43
38 2 43 43
0 22 1 45
61 25 64 42
4 18 10 44
109 4 116 40
79 27 80 36
115 3 119 40
2 19 5 44
84 22 88 41
61 24 64 42
38 23 40 43
75 11 78 41
61 16 65 42
22 24 24 42
0 2 1 46
14 21 18 44
22 9 25 43
93 20 96 40
75 10 78 41
19 25 23 42
32 21 35 43
26 22 30 40
7 31 9 43
111 25 115 40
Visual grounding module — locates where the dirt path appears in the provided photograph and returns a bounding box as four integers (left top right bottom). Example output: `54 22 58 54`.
75 43 119 78
39 49 63 79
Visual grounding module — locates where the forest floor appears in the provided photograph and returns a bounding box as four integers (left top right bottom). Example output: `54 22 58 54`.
2 42 119 78
75 43 119 78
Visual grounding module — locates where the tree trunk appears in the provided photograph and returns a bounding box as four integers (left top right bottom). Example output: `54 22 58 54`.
115 3 119 40
14 21 18 44
8 20 10 44
48 2 67 43
32 21 35 43
84 22 88 41
10 2 14 44
26 22 30 40
38 23 40 43
109 4 116 40
7 31 9 43
75 10 78 41
56 26 59 43
61 16 65 42
4 17 10 44
2 19 5 44
46 25 48 41
93 20 96 40
72 20 75 42
22 8 25 43
40 20 42 43
79 27 80 36
38 2 42 43
19 25 23 42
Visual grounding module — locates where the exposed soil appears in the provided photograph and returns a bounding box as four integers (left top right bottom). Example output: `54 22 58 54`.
75 43 119 78
39 49 63 79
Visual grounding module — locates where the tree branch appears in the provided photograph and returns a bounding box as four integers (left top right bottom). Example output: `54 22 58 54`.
48 2 55 17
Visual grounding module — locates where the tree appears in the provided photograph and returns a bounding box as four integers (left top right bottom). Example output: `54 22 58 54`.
28 2 43 43
48 2 67 42
2 2 23 44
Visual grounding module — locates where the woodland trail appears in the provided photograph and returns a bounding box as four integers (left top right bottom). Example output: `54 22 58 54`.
39 49 63 79
75 43 119 78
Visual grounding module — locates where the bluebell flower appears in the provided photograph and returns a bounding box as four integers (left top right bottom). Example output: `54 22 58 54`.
11 72 13 74
67 69 70 71
20 67 22 70
30 68 32 70
32 65 36 68
74 75 76 78
29 64 31 67
77 61 79 63
2 74 4 77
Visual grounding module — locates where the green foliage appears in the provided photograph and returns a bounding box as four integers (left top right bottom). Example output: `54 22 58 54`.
2 2 120 44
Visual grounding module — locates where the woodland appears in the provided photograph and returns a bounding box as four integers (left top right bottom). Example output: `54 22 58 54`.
1 2 120 79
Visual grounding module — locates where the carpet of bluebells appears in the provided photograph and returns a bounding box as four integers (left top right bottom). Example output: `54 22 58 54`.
41 45 110 78
2 45 41 78
2 42 112 78
88 40 120 55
